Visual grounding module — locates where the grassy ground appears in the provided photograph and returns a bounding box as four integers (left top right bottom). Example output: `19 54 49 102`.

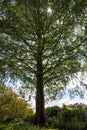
0 123 58 130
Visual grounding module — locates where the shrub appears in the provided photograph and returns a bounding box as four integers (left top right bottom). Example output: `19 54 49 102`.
23 114 36 125
45 106 87 129
45 106 61 117
0 84 33 123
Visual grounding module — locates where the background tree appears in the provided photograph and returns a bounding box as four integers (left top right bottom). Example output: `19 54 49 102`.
0 83 33 122
0 0 87 126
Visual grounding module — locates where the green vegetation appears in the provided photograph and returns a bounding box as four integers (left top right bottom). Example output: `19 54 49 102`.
1 83 87 129
0 104 87 130
0 0 87 126
0 83 33 123
45 106 87 130
0 122 56 130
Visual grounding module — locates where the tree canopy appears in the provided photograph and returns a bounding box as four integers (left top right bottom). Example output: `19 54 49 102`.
0 83 33 122
0 0 87 126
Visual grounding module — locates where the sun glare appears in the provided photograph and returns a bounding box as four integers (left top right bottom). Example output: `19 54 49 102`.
47 7 52 15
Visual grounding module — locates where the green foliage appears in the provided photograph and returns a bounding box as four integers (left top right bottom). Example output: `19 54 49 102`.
23 114 36 125
45 106 61 117
0 83 33 123
62 104 71 110
0 0 87 97
45 106 87 129
0 0 87 126
0 122 57 130
0 104 87 129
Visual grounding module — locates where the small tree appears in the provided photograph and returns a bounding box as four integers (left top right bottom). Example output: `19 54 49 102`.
0 83 33 122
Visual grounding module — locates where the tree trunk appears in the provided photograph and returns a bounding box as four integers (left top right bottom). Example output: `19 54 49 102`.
36 57 45 126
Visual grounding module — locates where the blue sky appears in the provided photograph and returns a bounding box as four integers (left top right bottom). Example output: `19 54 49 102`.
6 72 87 109
30 90 87 110
47 75 87 107
30 73 87 109
47 91 87 107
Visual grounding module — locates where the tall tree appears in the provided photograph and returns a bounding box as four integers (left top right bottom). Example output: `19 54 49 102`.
0 0 87 126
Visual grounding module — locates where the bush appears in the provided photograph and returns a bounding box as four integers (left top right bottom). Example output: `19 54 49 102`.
0 84 33 123
45 106 61 117
23 114 36 125
45 106 87 129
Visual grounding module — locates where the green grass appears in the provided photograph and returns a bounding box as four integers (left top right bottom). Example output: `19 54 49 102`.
0 123 58 130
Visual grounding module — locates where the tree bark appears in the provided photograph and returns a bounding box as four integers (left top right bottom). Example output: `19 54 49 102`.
36 56 45 126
